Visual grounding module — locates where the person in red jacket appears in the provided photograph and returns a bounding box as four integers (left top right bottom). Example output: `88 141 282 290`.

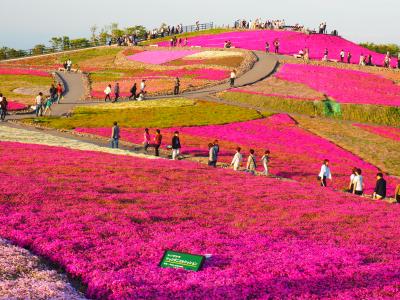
56 83 63 104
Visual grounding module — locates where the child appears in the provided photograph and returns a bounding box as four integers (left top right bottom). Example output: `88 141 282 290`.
231 147 243 171
261 150 271 176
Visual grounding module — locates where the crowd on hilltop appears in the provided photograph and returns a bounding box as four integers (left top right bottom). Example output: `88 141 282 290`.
108 123 400 203
234 19 335 35
114 22 201 46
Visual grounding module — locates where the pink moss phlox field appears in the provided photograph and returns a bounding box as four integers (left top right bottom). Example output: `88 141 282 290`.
0 67 50 77
162 68 228 80
231 88 322 101
354 123 400 142
126 50 200 64
7 101 28 111
75 114 399 195
276 63 400 106
3 141 400 299
160 30 398 67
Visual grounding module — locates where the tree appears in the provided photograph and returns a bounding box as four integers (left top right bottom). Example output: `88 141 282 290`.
50 37 63 51
90 25 98 44
125 25 147 37
62 36 71 50
359 42 400 55
70 38 90 49
32 44 46 55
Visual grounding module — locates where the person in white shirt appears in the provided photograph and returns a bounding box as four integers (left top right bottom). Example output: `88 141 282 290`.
35 92 43 116
352 168 364 196
261 150 271 176
230 70 237 87
348 167 357 193
340 50 345 62
318 159 332 187
140 80 146 93
231 147 243 171
104 84 112 102
359 54 365 66
66 59 72 72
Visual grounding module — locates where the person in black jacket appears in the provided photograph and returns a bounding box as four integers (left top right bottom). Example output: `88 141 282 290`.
373 173 387 200
129 83 137 100
0 96 8 121
171 131 181 160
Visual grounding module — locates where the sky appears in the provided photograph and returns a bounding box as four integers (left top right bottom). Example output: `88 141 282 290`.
1 0 398 49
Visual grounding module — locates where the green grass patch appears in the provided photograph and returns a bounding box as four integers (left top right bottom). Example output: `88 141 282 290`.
58 47 121 65
0 74 54 101
26 98 262 129
220 92 400 127
140 29 234 46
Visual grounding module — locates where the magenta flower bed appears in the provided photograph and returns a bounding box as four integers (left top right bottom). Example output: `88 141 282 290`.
231 88 322 101
126 50 200 64
354 123 400 142
161 30 397 67
276 64 400 106
0 68 50 77
2 141 400 299
7 101 28 111
75 114 399 195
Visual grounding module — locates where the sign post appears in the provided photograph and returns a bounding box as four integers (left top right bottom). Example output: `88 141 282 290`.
160 250 205 271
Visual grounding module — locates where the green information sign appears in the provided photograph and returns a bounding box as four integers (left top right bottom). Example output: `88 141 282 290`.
160 250 205 271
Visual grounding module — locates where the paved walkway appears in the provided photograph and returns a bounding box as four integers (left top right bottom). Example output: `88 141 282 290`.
9 51 278 119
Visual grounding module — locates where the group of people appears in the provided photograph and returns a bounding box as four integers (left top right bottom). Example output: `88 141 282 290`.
62 59 72 72
110 123 400 201
104 77 182 102
230 147 271 175
234 19 288 31
319 159 400 202
34 83 63 116
169 36 188 47
265 39 281 54
104 80 147 102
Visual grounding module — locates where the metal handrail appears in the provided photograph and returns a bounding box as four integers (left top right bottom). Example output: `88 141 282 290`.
0 22 214 61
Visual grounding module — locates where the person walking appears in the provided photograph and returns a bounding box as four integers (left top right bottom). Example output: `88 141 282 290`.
245 149 257 175
66 59 72 72
352 168 364 196
56 83 63 104
113 83 120 102
318 159 332 187
35 92 43 116
230 70 237 87
340 50 345 62
43 97 53 116
143 128 151 152
373 173 387 200
347 167 357 193
261 150 271 176
154 129 162 156
49 84 57 101
129 83 137 100
208 143 218 167
265 42 270 53
111 122 120 149
140 79 146 94
0 96 8 121
174 77 180 95
231 147 243 171
171 131 181 160
104 84 112 102
347 52 352 64
274 39 280 54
